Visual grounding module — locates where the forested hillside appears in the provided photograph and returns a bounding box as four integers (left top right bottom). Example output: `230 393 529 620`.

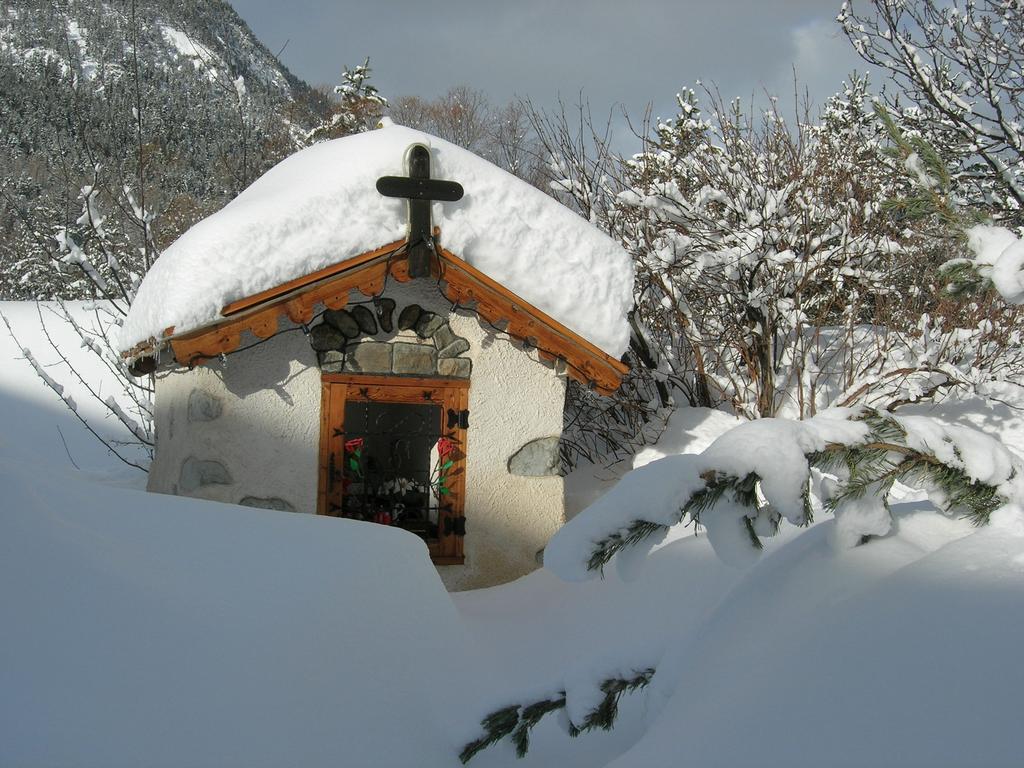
0 0 329 299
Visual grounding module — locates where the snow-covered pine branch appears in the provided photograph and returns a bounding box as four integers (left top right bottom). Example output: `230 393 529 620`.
545 409 1024 578
461 411 1024 765
873 99 1024 306
459 667 655 763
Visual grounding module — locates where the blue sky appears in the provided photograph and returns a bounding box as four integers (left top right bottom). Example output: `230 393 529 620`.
232 0 866 143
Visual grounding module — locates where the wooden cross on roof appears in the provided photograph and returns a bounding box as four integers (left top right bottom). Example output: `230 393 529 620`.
376 144 464 278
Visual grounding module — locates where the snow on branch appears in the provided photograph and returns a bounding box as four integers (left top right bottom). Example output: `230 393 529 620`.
545 410 1024 579
839 0 1024 211
946 225 1024 304
1 310 149 471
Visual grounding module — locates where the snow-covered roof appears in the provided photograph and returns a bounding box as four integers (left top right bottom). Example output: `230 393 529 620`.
121 123 634 357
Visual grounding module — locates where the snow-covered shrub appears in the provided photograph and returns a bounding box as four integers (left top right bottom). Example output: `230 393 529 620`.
614 78 1024 419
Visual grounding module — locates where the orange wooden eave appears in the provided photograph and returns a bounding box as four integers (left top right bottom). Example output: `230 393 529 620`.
142 238 628 395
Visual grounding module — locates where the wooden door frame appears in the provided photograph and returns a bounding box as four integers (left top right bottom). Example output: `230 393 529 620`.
318 373 469 565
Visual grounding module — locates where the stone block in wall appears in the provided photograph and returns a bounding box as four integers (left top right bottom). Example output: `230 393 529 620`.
432 323 457 350
310 323 348 351
437 357 471 378
180 457 233 493
187 389 222 422
415 311 445 339
377 297 396 333
344 341 393 373
350 305 378 336
507 436 562 477
397 304 422 330
318 349 345 373
239 496 297 513
438 338 470 358
393 342 437 375
324 309 361 339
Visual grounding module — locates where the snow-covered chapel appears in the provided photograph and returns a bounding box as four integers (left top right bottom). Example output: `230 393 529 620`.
120 121 633 590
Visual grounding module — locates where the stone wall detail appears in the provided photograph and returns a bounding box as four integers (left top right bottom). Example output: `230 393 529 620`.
239 496 297 513
187 389 223 422
507 436 562 477
310 302 472 378
179 456 233 493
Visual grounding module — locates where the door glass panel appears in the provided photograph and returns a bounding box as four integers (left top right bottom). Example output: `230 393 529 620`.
341 400 442 540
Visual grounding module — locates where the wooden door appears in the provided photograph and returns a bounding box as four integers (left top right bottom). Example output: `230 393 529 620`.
318 374 468 564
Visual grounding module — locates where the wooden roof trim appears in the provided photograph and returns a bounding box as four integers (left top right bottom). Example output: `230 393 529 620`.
147 239 627 395
435 247 628 395
166 241 409 368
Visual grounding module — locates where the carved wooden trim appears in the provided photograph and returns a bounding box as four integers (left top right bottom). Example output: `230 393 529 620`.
168 242 405 367
221 239 406 316
323 373 470 390
149 237 626 394
434 247 628 395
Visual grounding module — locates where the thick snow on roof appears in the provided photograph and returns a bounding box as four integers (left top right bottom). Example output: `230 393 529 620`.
122 123 634 356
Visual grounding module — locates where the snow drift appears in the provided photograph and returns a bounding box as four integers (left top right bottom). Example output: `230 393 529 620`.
0 463 496 768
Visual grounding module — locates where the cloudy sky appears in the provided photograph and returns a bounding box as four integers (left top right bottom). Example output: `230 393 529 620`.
231 0 867 143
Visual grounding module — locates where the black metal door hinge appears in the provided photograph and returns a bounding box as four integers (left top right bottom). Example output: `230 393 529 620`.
447 408 469 429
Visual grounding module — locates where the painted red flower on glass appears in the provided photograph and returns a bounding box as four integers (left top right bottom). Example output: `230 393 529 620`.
436 437 455 457
344 437 364 453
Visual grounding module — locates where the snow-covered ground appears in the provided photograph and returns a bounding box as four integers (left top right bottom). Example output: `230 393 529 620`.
3 302 1024 767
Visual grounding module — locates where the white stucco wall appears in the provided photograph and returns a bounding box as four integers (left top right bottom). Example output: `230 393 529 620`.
148 281 567 590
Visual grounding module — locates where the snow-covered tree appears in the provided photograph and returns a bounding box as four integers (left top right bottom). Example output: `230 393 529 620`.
303 57 388 144
613 78 1024 419
839 0 1024 226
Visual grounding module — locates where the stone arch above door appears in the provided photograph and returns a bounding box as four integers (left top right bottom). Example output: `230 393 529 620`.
308 301 472 379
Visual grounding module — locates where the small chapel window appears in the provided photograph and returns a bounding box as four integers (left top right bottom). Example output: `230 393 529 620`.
319 375 468 564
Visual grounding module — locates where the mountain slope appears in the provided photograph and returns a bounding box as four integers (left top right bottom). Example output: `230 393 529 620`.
0 0 327 299
0 0 305 105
